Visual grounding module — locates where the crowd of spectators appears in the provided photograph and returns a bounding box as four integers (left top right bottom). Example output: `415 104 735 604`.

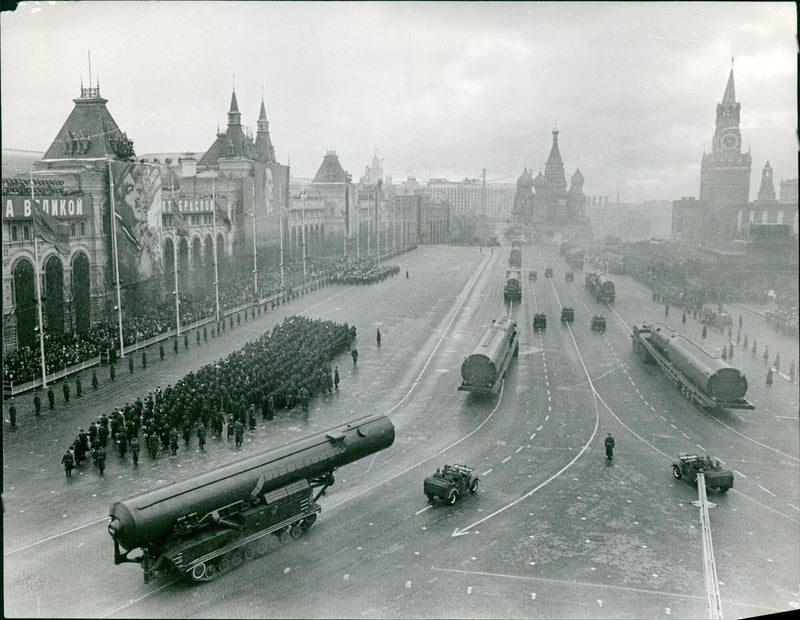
4 253 402 386
62 315 354 475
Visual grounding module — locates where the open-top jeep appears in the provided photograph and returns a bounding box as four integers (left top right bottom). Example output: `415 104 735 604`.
424 464 479 505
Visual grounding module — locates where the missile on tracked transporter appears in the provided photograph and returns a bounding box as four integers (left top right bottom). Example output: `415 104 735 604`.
108 414 395 582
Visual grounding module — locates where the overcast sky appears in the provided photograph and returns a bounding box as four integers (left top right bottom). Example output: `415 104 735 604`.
1 1 796 202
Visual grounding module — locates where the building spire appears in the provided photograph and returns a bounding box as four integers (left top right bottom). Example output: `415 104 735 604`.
722 60 736 104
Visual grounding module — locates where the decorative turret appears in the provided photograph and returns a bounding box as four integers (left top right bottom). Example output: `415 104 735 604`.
227 88 242 128
533 170 545 190
516 167 533 188
569 168 584 191
757 161 776 201
254 92 277 164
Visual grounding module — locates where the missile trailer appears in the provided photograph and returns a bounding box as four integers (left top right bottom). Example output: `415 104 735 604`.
459 318 520 394
108 414 395 583
585 272 615 302
632 323 753 410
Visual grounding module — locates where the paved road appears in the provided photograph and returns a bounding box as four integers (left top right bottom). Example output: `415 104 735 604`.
3 243 797 618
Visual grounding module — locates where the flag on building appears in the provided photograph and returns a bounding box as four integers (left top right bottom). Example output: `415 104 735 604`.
31 200 70 254
171 208 189 237
214 198 232 232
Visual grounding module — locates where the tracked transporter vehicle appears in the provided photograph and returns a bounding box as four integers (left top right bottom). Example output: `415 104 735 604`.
585 272 616 302
632 323 754 410
424 464 479 505
672 454 733 494
108 414 395 583
561 307 574 323
509 247 522 269
459 317 519 394
591 315 606 332
504 268 522 302
533 313 547 330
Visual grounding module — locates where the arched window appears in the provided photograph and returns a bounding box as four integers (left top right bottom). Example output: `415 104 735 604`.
11 225 17 241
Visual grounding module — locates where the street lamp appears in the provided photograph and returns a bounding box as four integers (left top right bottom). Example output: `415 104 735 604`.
300 189 307 278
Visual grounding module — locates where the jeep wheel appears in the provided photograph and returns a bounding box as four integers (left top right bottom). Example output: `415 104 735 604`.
446 489 458 505
672 465 682 479
718 486 729 494
469 479 479 493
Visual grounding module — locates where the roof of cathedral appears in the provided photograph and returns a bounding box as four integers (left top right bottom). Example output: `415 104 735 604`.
42 84 135 161
229 90 240 115
546 130 563 164
517 167 533 187
722 68 736 105
571 168 584 184
533 170 545 188
312 151 348 183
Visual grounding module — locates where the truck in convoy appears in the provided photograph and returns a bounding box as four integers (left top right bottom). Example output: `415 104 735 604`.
458 317 519 394
504 268 522 302
509 247 522 268
108 414 395 583
632 323 754 410
424 464 479 505
584 272 616 302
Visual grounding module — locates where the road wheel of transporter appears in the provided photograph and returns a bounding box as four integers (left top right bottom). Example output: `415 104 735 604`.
191 563 206 580
280 529 291 544
218 557 230 572
291 523 303 539
470 479 479 493
301 514 317 531
231 552 243 567
257 539 270 555
205 563 216 579
245 545 257 560
672 465 682 479
446 489 458 505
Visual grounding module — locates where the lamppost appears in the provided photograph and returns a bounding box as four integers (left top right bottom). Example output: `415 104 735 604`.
300 189 307 278
344 172 351 261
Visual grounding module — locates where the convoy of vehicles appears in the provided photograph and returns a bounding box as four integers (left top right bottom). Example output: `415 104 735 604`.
108 415 395 582
509 247 522 268
424 464 479 505
561 307 574 323
632 323 754 410
458 317 520 394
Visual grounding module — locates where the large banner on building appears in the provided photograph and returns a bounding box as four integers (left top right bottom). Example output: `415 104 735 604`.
109 162 163 287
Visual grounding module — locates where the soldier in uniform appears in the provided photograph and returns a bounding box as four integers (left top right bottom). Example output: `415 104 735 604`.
62 449 75 478
203 325 208 343
227 414 235 440
170 427 179 456
98 422 109 449
184 333 189 350
299 387 309 412
63 381 70 403
159 342 165 360
75 375 82 398
174 338 179 355
248 405 256 431
96 445 106 475
197 422 206 451
92 369 99 389
196 330 201 346
234 419 244 449
110 364 116 381
34 390 41 415
130 437 140 467
116 431 128 459
8 399 17 429
604 433 615 460
334 366 340 391
142 349 147 369
376 328 381 347
766 366 774 388
351 347 359 366
148 432 159 460
47 386 55 410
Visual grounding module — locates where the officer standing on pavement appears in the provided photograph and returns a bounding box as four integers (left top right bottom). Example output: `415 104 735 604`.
62 449 75 477
96 445 106 475
234 419 244 449
128 355 134 374
351 347 359 366
48 385 55 410
75 375 82 398
170 427 179 456
173 338 179 355
110 363 116 381
334 366 340 391
197 422 206 451
92 370 99 389
34 390 41 415
376 328 382 347
184 333 189 350
142 349 147 369
605 433 615 460
8 399 17 429
130 437 140 467
160 342 165 360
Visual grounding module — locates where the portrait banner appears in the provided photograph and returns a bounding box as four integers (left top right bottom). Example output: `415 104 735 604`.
109 162 163 287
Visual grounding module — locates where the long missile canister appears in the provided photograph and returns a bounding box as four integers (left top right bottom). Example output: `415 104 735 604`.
109 414 394 553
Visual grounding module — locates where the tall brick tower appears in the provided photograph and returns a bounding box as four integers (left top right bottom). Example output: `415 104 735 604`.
699 63 751 210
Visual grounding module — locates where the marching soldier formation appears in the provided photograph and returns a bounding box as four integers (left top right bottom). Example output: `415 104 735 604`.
55 316 356 476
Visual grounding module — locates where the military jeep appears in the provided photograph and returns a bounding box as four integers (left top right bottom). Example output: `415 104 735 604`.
671 454 733 493
529 270 537 281
424 464 479 505
591 315 606 332
533 313 547 330
545 267 553 278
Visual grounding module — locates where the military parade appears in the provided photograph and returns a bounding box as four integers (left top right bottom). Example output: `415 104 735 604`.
2 3 798 619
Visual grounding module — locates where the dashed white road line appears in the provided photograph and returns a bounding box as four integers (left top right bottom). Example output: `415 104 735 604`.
734 470 747 479
501 456 512 464
515 446 524 453
536 425 543 431
696 444 706 452
758 484 776 497
482 469 493 476
529 433 536 440
415 505 432 515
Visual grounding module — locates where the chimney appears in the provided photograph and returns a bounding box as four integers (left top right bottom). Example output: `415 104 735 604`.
179 156 197 178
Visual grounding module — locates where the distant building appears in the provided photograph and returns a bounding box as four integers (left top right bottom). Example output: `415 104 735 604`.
424 177 515 223
779 178 798 204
